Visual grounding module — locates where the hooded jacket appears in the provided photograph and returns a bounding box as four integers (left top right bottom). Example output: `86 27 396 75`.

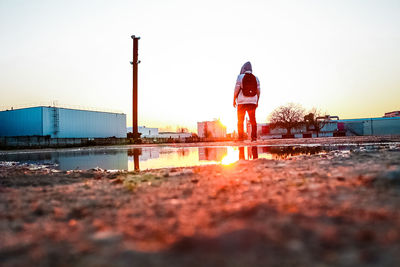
234 61 260 105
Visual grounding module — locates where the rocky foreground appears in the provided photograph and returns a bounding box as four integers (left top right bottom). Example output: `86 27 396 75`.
1 143 400 266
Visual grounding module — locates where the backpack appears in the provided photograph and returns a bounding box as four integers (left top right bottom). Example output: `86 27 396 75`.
241 73 257 97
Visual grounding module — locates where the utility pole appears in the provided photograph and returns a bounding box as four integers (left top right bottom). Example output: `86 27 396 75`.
131 35 140 140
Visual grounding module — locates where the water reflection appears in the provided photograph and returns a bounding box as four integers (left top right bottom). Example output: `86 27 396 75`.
237 146 259 160
126 146 325 170
1 144 383 171
261 146 323 159
0 149 128 170
199 147 227 161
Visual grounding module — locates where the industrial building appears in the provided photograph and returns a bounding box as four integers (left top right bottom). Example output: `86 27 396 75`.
197 120 227 139
0 106 126 138
138 126 159 137
338 117 400 136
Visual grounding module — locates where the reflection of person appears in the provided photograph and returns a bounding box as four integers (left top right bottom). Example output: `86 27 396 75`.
233 61 260 141
249 146 258 160
238 146 259 160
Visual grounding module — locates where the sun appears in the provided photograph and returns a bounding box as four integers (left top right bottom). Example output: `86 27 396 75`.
219 116 237 134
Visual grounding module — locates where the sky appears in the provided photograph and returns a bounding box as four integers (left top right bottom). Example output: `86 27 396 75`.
1 0 399 133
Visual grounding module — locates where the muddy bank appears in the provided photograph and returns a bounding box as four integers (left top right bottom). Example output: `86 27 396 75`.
1 144 400 266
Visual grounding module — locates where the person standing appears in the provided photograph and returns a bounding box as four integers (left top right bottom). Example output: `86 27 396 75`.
233 61 260 141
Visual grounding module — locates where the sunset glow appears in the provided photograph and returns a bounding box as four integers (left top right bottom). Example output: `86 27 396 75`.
1 1 399 132
220 116 237 134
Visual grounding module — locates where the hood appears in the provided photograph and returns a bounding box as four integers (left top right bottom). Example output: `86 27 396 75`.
240 61 252 74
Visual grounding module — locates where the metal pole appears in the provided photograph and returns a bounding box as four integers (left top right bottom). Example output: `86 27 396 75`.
131 35 140 139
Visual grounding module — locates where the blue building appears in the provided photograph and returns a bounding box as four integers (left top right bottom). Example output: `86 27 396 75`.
0 106 126 138
337 117 400 136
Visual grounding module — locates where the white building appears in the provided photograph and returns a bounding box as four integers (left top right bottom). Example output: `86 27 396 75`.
197 120 227 138
127 126 158 137
138 126 159 137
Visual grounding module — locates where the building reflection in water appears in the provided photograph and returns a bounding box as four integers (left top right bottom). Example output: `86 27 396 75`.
198 147 227 162
0 149 129 171
127 147 202 171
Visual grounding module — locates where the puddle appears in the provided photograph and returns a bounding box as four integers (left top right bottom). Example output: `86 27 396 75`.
0 143 399 171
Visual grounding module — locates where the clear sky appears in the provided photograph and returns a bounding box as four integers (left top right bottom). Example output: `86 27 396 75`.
1 0 399 132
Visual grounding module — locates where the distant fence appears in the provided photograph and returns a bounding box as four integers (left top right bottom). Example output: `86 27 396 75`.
140 136 202 144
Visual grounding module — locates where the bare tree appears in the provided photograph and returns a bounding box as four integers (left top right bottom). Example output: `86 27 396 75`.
269 103 306 135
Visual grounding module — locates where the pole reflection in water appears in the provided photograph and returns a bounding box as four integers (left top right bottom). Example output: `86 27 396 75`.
127 148 142 171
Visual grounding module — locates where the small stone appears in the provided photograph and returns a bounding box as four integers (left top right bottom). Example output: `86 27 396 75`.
91 231 122 244
286 239 304 252
111 178 123 184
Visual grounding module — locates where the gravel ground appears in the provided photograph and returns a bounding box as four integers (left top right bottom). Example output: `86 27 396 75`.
1 137 400 267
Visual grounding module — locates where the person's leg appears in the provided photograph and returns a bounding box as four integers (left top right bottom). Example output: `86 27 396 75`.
237 105 245 140
247 105 257 140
